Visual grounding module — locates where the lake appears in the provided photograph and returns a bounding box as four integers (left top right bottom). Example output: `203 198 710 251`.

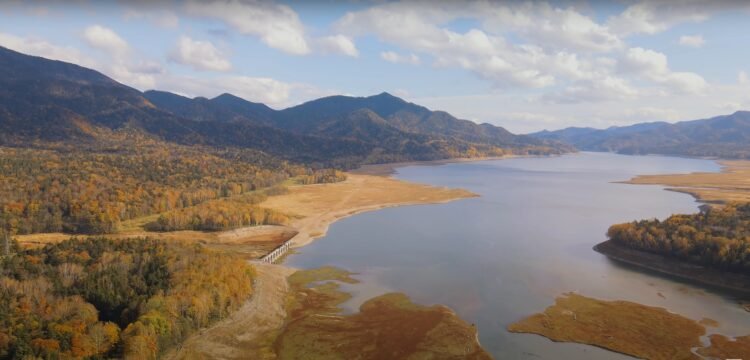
285 152 749 359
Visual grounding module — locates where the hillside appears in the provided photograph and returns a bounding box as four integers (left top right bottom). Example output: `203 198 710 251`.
0 45 569 166
531 112 750 158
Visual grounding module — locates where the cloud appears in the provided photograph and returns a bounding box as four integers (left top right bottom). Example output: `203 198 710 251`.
83 25 130 57
620 47 707 94
184 0 310 55
168 36 232 72
739 70 748 85
607 2 709 36
337 4 558 88
316 35 358 57
476 2 623 52
123 9 180 29
0 32 96 67
542 76 638 104
380 51 420 65
621 107 681 121
678 35 705 48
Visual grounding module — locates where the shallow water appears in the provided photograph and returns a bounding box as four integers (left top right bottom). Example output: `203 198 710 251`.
285 152 749 359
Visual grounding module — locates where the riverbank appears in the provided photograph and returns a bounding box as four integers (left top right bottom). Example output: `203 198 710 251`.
166 169 483 357
260 173 477 248
594 240 750 297
624 159 750 204
352 155 514 176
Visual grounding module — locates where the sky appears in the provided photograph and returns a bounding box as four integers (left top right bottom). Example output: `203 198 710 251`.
1 1 750 134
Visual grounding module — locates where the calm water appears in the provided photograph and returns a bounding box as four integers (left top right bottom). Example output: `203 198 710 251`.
285 152 749 359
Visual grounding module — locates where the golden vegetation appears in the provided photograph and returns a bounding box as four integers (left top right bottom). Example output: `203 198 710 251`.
607 203 750 273
698 334 750 359
0 145 302 235
626 160 750 204
275 267 491 359
145 188 289 232
509 293 711 360
0 237 255 359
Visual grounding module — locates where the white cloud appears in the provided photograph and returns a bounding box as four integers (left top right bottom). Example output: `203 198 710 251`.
739 70 748 85
185 0 310 55
620 47 707 94
124 9 180 29
608 2 709 36
0 32 96 67
168 36 232 72
83 25 130 57
678 35 705 48
337 5 559 88
621 107 681 121
477 2 623 52
380 51 420 65
317 35 358 57
543 76 638 104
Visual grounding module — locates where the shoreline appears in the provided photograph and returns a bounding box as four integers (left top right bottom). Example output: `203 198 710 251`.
594 240 750 297
351 155 516 176
262 172 478 250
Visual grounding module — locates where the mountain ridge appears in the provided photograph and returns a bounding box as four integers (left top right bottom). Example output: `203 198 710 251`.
0 45 570 167
530 111 750 159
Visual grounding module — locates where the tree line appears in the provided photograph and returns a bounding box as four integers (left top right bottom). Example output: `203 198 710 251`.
607 203 750 273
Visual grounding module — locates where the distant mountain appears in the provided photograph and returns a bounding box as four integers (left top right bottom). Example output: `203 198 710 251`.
276 92 543 148
143 90 276 125
0 45 570 167
530 112 750 159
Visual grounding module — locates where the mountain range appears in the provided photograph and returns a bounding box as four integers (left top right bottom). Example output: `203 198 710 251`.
530 111 750 159
0 45 568 168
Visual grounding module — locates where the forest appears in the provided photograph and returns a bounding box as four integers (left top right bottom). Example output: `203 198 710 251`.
145 186 289 232
0 142 307 236
607 203 750 273
0 237 254 359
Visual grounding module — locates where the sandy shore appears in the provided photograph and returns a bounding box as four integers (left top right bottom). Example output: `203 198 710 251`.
624 159 750 204
261 173 477 248
164 171 481 358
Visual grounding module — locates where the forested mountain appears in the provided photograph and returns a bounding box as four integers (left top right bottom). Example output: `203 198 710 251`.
0 45 569 166
276 92 544 148
531 111 750 158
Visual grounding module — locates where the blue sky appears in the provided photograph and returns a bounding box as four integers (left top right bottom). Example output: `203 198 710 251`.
1 1 749 133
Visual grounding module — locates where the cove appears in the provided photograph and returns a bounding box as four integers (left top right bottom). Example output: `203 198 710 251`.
285 152 748 359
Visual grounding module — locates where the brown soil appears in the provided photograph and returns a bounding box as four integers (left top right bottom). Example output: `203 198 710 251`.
624 160 750 204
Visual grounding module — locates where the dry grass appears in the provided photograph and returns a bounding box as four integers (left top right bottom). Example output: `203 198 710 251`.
509 293 705 360
626 160 750 204
275 267 491 360
261 173 476 247
509 293 750 360
698 335 750 359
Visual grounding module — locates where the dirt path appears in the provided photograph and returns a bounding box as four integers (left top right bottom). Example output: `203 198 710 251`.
165 263 295 360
